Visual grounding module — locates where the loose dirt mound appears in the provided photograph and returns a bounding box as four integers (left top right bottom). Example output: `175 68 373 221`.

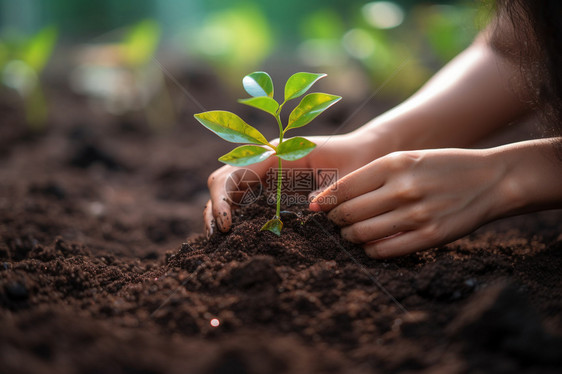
2 193 562 373
1 86 562 373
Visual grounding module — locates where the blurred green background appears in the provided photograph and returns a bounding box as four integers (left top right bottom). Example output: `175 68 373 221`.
0 0 491 127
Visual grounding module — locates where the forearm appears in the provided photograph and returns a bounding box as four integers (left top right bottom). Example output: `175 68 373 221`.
349 35 532 162
491 138 562 218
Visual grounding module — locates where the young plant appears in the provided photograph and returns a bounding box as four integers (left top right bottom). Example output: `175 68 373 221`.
194 71 341 235
0 26 57 129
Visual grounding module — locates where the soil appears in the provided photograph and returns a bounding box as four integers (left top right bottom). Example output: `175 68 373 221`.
1 76 562 374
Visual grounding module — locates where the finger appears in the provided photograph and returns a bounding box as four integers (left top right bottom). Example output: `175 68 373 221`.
204 200 215 238
340 210 417 244
327 184 399 226
209 163 270 232
307 188 323 202
310 160 386 212
363 226 444 259
209 173 233 232
210 190 232 233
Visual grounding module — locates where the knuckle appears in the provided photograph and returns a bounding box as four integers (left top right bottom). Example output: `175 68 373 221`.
421 224 444 244
395 181 421 202
385 151 408 170
333 179 350 201
343 224 366 243
385 151 420 171
331 205 351 225
408 205 430 224
334 179 347 193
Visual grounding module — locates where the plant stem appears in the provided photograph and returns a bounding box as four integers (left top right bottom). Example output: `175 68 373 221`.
276 156 282 218
275 114 284 219
275 113 284 139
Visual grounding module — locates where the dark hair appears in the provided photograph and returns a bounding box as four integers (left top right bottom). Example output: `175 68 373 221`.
492 0 562 139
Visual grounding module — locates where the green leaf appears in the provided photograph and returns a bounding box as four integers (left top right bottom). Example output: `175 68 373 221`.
260 218 283 236
25 84 47 131
0 43 7 67
243 71 274 97
276 137 316 161
123 19 160 66
194 111 269 145
218 145 275 166
22 26 57 72
286 93 341 131
238 96 279 116
284 72 326 102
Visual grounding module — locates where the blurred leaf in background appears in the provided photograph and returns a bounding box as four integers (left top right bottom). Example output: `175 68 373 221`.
22 25 58 72
122 19 160 67
121 19 176 131
301 9 345 41
69 19 176 132
189 3 273 88
342 25 432 97
297 9 347 68
0 42 6 67
331 1 482 99
0 25 58 130
0 0 486 122
415 3 479 63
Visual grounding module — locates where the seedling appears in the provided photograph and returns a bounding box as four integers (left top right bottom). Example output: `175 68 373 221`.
0 26 57 129
194 71 341 235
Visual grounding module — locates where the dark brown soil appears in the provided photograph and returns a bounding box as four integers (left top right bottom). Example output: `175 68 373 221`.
1 81 562 374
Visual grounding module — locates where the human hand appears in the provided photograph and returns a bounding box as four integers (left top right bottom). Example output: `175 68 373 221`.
204 133 371 237
310 148 509 258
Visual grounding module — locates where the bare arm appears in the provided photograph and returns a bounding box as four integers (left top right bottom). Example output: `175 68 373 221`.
346 33 533 161
307 23 562 258
204 25 541 238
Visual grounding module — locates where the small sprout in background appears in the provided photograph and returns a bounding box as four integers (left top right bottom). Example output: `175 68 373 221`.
70 19 175 131
0 26 58 130
418 4 479 63
121 19 161 68
189 4 273 89
195 71 341 236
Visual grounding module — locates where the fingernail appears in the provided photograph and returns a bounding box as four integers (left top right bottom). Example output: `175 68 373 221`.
216 215 224 231
364 244 382 259
207 221 215 239
308 188 321 201
309 201 321 212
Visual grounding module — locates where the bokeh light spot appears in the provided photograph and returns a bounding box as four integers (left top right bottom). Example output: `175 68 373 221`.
342 29 375 59
362 1 405 29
